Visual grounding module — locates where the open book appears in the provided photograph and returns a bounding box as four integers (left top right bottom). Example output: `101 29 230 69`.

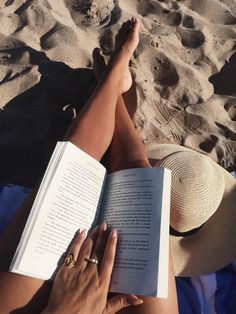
10 142 171 298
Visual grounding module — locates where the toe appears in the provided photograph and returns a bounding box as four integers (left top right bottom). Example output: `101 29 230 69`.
92 48 106 78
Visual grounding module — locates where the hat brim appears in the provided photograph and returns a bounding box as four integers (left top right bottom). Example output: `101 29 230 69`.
147 144 236 276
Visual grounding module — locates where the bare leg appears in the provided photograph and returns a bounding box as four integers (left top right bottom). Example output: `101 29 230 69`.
64 20 139 161
92 49 150 172
93 51 179 314
107 95 150 171
117 246 178 314
0 19 140 314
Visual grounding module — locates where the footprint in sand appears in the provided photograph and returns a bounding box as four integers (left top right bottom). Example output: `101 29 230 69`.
224 101 236 122
137 1 163 17
199 135 219 153
182 15 195 28
152 53 179 86
1 0 13 6
215 122 236 142
178 29 205 48
165 11 182 26
0 12 23 36
14 0 56 36
0 33 25 55
215 141 236 171
137 0 182 26
63 0 118 28
181 0 236 25
40 23 78 50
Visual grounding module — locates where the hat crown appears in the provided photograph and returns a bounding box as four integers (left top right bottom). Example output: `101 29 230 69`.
160 151 225 232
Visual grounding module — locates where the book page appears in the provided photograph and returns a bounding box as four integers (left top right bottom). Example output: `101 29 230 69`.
11 142 106 279
100 167 171 297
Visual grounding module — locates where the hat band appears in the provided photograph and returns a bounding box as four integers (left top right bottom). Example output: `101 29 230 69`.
170 224 204 237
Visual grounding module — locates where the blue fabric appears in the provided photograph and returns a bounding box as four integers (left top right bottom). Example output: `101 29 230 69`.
176 264 236 314
0 184 31 235
215 264 236 314
176 277 201 313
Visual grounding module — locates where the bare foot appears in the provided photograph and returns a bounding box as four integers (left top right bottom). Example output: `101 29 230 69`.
93 46 138 118
104 18 140 94
92 48 107 80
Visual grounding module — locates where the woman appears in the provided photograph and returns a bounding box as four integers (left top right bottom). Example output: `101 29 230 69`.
0 18 178 314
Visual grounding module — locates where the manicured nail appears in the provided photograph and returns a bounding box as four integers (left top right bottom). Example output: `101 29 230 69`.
100 221 107 231
80 229 87 238
110 229 117 238
127 296 143 306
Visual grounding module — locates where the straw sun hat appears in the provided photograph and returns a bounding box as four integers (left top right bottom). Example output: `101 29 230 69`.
147 144 236 277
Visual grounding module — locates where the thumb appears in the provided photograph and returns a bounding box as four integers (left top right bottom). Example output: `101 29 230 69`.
104 294 143 314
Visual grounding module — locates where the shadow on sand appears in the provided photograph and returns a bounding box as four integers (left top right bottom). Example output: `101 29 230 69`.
0 47 96 187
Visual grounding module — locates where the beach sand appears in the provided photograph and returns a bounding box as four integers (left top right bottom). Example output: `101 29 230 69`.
0 0 236 186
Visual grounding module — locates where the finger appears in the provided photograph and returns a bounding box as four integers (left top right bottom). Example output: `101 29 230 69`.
86 222 108 270
70 229 87 260
99 229 117 285
62 229 87 269
75 225 100 271
105 294 143 314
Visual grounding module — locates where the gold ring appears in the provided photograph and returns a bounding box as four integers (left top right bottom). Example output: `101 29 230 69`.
64 253 76 268
85 257 99 265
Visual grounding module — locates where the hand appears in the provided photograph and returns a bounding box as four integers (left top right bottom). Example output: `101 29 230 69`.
42 223 143 314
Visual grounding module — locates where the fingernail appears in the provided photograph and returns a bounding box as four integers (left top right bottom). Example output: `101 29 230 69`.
100 221 107 231
127 297 143 306
80 229 87 238
110 229 117 238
